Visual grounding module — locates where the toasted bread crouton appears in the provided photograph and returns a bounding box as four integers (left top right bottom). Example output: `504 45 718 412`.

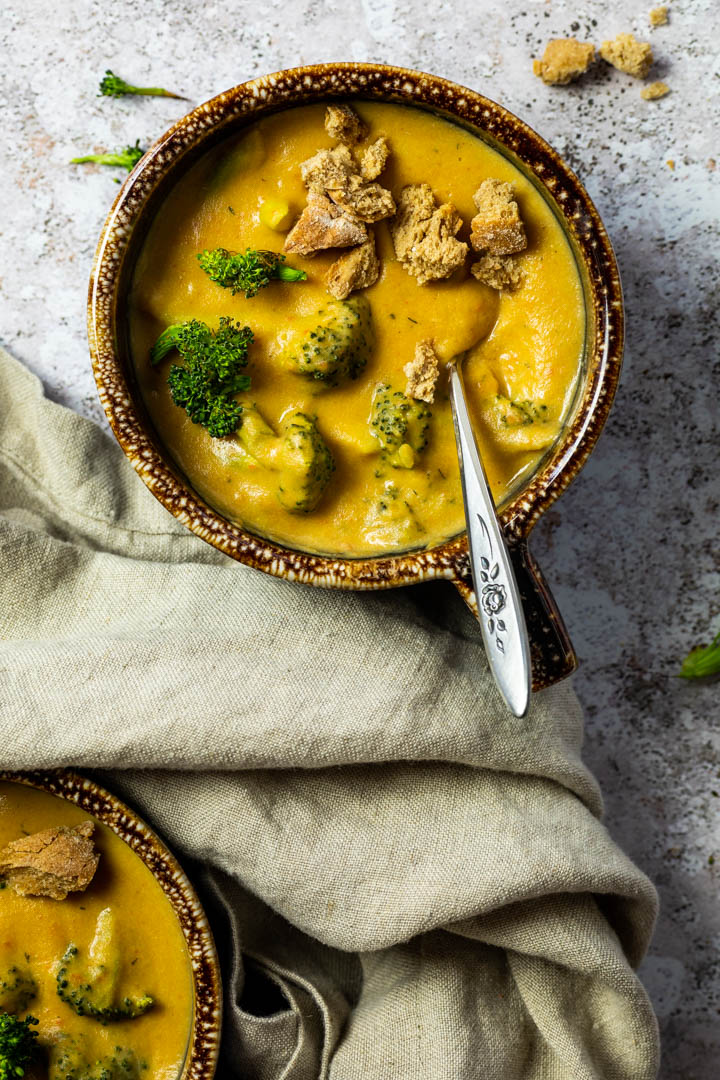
360 137 390 181
301 145 356 193
600 33 654 78
471 254 523 292
0 821 99 900
284 193 368 255
641 80 670 100
404 340 440 403
329 177 396 223
470 179 527 257
391 184 468 285
533 38 596 85
325 104 368 145
326 235 380 300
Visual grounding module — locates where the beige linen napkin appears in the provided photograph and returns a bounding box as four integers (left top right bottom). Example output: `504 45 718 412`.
0 346 660 1079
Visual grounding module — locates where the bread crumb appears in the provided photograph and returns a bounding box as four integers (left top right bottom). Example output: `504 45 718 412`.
326 235 379 299
360 137 390 181
649 6 668 27
533 38 595 85
600 33 654 78
404 340 440 403
666 159 675 170
641 81 670 100
708 159 717 172
471 254 523 292
324 104 367 145
470 179 527 257
0 822 99 900
391 184 467 285
284 192 367 255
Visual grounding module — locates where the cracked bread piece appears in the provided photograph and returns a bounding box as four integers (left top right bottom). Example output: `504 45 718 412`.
326 235 380 299
600 33 654 78
360 137 390 180
391 184 468 285
404 340 441 404
471 254 523 292
299 145 395 224
470 179 527 257
533 38 596 85
284 192 367 255
0 821 99 900
324 104 368 145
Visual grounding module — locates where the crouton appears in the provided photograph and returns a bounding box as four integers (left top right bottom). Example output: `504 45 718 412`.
471 254 523 292
649 6 668 27
404 340 441 403
391 184 468 286
0 822 99 900
301 145 356 193
329 177 396 223
600 33 654 78
324 104 368 145
360 136 390 181
326 235 380 300
533 39 596 85
284 193 367 255
470 179 527 257
641 80 670 100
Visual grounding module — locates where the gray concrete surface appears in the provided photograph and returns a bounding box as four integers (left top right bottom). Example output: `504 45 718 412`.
1 0 718 1075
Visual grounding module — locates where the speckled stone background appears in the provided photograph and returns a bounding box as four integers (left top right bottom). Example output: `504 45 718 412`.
2 0 718 1075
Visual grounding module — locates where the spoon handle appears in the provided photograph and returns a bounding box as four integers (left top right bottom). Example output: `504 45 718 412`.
449 366 532 717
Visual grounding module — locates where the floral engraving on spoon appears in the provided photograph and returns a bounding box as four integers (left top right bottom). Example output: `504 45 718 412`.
476 514 508 653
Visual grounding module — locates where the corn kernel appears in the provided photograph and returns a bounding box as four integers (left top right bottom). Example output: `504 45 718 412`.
260 198 293 231
397 443 415 469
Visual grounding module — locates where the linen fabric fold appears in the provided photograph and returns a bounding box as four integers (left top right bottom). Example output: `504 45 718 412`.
0 347 659 1079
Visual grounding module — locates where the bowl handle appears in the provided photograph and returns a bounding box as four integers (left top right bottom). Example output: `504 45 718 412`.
453 539 576 691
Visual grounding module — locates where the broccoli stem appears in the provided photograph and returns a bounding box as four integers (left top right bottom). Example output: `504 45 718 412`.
98 70 185 99
70 140 144 173
679 628 720 679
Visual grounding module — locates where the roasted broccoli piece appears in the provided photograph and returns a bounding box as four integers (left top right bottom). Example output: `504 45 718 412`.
0 1012 39 1080
370 384 431 469
50 1034 145 1080
56 908 153 1024
150 317 253 438
197 248 307 298
0 969 37 1015
277 412 335 513
280 297 373 385
679 627 720 679
98 69 184 99
70 141 144 173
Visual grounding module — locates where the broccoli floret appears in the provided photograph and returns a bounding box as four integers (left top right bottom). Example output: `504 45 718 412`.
197 248 307 298
56 908 153 1025
280 297 373 385
0 969 37 1014
70 141 144 173
369 384 431 469
150 317 253 438
0 1012 39 1080
50 1035 145 1080
277 412 335 513
98 69 183 99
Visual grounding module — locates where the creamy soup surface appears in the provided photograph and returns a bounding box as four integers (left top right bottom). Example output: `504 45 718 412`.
130 102 585 557
0 782 193 1080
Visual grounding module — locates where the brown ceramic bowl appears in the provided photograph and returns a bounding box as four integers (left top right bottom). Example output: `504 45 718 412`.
0 770 222 1080
89 62 623 691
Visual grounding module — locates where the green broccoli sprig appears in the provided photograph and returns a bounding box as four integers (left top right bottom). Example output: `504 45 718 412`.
70 140 144 173
150 317 254 438
0 1012 39 1080
679 627 720 679
197 248 307 298
98 69 184 99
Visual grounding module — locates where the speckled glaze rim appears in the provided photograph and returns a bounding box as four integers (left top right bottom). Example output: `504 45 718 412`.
0 770 222 1080
88 62 624 687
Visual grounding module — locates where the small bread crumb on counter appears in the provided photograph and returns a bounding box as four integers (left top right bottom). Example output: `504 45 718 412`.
326 235 380 299
391 184 467 285
641 81 670 100
600 33 654 78
360 136 390 181
324 104 368 145
649 6 669 27
533 38 595 85
471 254 523 292
666 159 675 170
404 340 440 403
470 179 527 256
0 822 99 900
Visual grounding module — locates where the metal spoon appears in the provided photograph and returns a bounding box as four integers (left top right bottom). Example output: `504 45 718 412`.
449 361 532 717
